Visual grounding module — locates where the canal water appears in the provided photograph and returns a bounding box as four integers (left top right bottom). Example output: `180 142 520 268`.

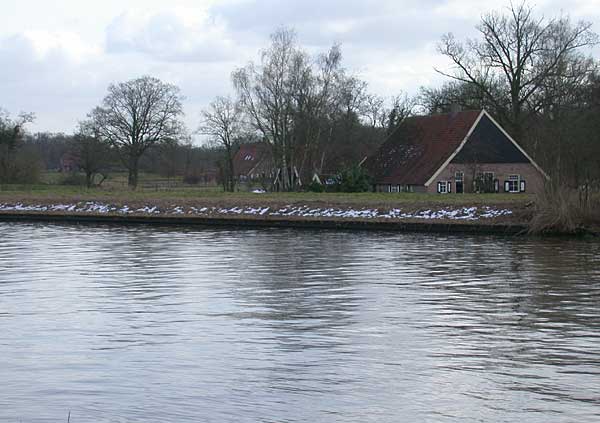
0 222 599 422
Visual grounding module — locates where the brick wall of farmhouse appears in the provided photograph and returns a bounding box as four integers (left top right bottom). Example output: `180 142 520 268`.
427 163 546 194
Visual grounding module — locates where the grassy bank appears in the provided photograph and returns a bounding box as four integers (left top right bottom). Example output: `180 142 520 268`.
3 171 531 206
2 184 597 235
7 174 599 235
0 183 536 230
0 183 533 207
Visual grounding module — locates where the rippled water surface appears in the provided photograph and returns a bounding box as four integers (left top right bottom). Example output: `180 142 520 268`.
1 222 599 422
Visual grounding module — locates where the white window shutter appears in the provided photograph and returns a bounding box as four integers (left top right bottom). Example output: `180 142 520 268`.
504 181 510 192
520 180 526 192
447 181 451 193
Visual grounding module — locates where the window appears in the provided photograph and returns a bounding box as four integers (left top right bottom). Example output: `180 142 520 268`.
505 174 520 193
391 185 399 193
454 172 464 194
437 181 450 194
244 154 253 161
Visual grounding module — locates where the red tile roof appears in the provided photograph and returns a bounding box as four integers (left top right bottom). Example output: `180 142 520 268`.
364 110 481 185
233 143 272 177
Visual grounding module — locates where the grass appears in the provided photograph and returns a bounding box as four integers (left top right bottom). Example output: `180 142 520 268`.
0 171 537 227
528 185 600 234
6 171 600 235
0 183 534 206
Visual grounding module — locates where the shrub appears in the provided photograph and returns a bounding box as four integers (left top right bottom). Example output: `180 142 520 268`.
0 147 43 184
334 165 372 192
307 180 325 192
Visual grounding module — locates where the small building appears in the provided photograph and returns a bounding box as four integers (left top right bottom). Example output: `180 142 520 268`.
59 153 78 173
364 109 548 194
233 143 274 190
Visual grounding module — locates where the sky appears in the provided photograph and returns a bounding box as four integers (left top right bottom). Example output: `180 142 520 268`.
1 0 599 139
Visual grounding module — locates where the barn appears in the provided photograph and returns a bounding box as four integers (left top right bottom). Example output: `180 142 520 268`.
364 109 548 194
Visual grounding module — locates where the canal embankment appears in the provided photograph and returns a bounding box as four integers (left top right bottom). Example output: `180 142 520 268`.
0 190 596 235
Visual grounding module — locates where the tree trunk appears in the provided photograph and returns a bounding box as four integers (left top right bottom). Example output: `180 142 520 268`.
226 147 235 192
86 171 93 188
281 146 289 191
128 154 139 189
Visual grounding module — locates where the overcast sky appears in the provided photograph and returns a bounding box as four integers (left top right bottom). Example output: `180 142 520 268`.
1 0 599 138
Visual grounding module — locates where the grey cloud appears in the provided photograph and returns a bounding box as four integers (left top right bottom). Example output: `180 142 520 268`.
105 11 236 62
210 0 472 56
1 0 597 135
211 0 439 28
211 0 445 32
0 31 240 135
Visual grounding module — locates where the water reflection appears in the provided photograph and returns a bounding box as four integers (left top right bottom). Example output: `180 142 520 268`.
0 222 599 422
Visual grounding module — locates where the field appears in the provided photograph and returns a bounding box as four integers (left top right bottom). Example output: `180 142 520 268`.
0 181 534 207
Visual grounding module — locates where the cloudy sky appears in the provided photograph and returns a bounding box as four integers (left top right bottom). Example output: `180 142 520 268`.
1 0 598 139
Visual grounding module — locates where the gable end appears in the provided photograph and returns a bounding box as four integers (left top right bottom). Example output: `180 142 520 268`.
425 110 549 186
451 114 529 164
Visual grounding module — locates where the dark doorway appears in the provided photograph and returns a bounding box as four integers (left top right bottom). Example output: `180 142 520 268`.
456 181 464 194
455 172 464 194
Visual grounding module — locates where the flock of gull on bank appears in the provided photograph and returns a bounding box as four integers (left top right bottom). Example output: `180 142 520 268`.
0 202 513 221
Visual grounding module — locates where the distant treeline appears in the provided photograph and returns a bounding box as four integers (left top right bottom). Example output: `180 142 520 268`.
19 132 224 187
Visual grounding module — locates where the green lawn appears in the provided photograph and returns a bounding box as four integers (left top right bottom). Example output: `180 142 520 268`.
0 182 534 209
0 170 539 209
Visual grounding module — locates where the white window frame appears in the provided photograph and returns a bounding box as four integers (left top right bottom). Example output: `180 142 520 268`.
391 185 399 193
507 174 520 193
438 181 449 194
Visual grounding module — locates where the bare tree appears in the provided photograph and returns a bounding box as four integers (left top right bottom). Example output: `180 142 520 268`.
292 43 342 179
89 76 185 189
0 109 35 183
232 29 300 191
385 93 416 134
198 96 243 192
419 81 499 115
359 92 415 135
362 94 386 129
233 28 342 191
71 121 112 188
437 2 598 138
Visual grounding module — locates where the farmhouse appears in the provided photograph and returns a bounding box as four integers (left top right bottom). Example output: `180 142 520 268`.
233 142 273 189
364 109 548 194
